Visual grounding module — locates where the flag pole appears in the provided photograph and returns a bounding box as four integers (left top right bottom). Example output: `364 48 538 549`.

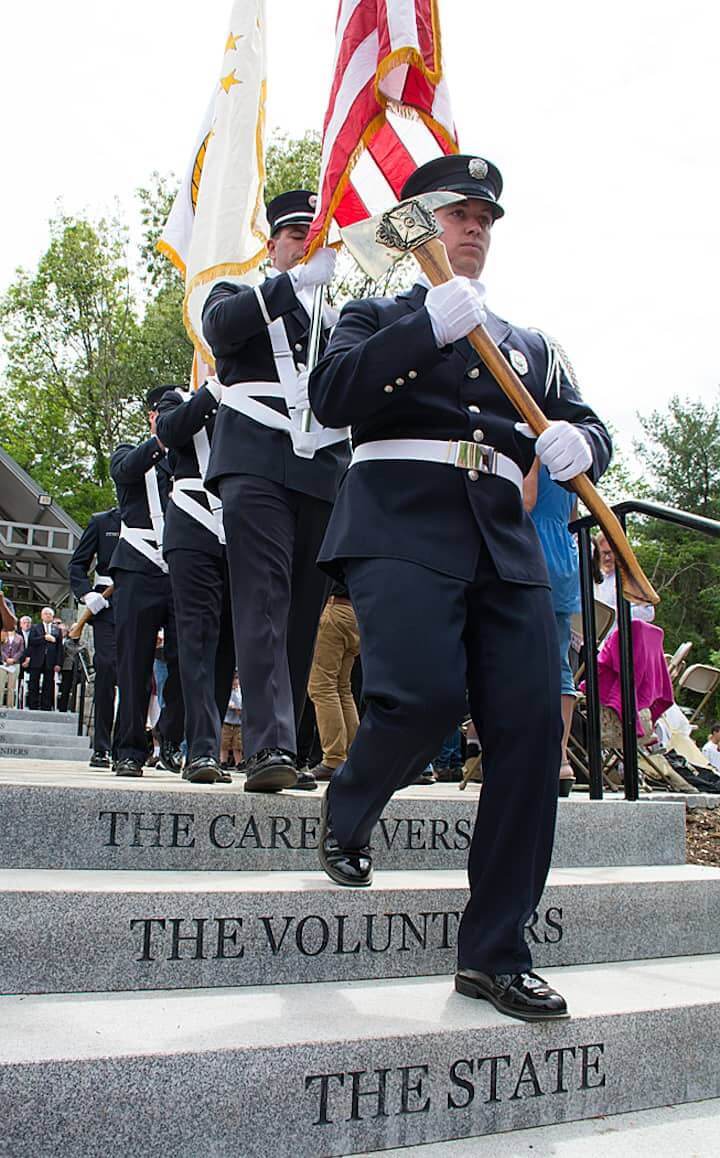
300 283 326 432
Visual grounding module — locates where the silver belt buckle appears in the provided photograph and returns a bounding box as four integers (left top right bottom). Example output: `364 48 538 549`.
453 441 497 474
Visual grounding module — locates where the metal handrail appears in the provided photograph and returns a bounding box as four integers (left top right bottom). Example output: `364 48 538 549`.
570 499 720 801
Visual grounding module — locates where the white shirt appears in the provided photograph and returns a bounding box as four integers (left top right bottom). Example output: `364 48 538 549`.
701 741 720 773
595 570 655 622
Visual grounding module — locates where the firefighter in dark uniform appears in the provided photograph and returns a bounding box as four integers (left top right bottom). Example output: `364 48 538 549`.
109 386 185 777
155 383 235 784
201 190 350 793
68 507 120 767
309 155 612 1022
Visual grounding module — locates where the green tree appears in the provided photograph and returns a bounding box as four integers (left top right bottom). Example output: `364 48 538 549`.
0 213 146 523
631 395 720 714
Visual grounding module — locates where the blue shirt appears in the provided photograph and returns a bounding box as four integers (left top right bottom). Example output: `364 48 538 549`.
530 465 580 613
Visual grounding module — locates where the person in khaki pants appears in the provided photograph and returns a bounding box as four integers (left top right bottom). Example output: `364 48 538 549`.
308 585 361 780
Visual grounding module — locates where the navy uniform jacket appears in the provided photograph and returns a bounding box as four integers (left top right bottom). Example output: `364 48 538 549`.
309 284 612 585
69 508 121 623
109 438 172 575
201 272 350 502
155 385 223 559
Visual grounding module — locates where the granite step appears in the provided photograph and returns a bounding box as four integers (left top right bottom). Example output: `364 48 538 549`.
0 708 79 727
0 718 82 740
0 774 686 871
1 955 719 1157
0 728 86 747
0 739 91 762
353 1098 720 1157
1 864 718 994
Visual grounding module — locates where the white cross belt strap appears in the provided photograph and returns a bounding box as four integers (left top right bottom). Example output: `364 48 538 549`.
173 388 225 544
144 465 166 550
119 522 168 572
171 479 226 544
220 382 348 458
350 439 524 494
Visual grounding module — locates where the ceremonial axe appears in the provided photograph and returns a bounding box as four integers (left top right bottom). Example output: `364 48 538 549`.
341 193 658 606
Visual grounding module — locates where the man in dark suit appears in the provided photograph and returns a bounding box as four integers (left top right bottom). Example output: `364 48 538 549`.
309 154 612 1022
109 388 185 777
69 508 121 767
201 190 350 793
24 606 63 710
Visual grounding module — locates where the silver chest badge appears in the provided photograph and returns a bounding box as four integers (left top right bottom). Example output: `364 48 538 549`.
509 349 529 376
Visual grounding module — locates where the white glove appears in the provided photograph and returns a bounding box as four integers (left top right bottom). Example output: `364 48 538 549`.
82 591 109 615
425 278 487 347
289 247 337 291
204 377 222 402
516 420 593 482
291 369 310 412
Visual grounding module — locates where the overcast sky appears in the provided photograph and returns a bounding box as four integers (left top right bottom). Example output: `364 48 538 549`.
1 0 718 452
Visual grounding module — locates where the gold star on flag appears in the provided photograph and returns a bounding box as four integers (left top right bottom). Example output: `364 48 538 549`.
225 32 243 52
220 69 241 94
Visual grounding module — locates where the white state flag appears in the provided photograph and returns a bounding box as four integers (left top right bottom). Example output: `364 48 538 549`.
157 93 216 278
159 0 270 364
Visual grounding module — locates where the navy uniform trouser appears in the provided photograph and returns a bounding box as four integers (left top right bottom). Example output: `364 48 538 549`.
166 548 235 762
218 475 332 760
91 613 116 754
113 568 184 764
328 549 562 976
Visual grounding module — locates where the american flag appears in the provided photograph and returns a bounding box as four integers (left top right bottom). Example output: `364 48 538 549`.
306 0 458 255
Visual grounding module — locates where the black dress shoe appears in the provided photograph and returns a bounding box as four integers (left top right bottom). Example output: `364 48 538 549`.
89 751 112 769
157 741 184 774
318 792 372 887
113 758 143 778
182 756 223 784
293 768 319 791
309 762 335 782
455 969 569 1021
243 748 297 793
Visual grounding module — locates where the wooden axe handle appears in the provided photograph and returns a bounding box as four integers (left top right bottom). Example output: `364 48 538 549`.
69 584 114 639
414 236 658 606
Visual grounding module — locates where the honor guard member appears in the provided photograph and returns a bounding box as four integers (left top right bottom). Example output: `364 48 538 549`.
109 387 185 777
155 383 235 784
68 507 120 767
309 155 612 1022
202 189 351 793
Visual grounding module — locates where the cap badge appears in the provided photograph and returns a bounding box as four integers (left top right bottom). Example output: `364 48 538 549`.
468 158 489 180
509 349 529 376
308 194 318 209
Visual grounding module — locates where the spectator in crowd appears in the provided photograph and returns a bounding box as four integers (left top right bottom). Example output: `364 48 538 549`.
307 584 361 781
0 626 24 707
18 615 32 650
594 531 655 622
525 459 580 795
23 607 62 710
220 675 244 774
702 723 720 773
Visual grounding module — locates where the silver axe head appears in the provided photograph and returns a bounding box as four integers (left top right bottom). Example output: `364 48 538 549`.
340 191 465 282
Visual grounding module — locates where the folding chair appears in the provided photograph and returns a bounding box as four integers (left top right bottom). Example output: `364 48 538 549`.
677 664 720 725
666 641 693 688
571 599 616 688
